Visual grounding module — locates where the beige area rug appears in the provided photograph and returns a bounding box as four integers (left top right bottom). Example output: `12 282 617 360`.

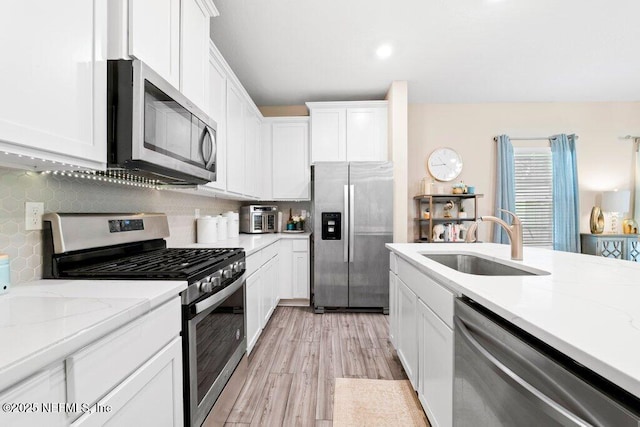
333 378 430 427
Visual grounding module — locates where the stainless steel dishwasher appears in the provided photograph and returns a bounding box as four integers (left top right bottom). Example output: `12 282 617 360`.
454 298 640 426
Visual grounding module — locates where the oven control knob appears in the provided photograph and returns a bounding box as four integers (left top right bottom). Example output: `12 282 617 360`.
199 280 213 293
238 261 246 272
223 268 233 279
211 276 221 288
232 262 242 273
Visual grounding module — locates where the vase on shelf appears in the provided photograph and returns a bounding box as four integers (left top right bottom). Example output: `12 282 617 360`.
589 206 604 234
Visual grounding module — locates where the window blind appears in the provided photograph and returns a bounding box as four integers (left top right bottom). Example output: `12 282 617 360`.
514 147 553 248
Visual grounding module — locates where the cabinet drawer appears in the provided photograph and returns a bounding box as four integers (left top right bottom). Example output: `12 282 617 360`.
262 242 278 263
246 251 261 277
398 258 454 328
66 298 181 406
292 239 308 252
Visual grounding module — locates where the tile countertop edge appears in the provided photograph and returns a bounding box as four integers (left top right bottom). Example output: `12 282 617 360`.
0 280 187 393
386 242 640 399
180 232 311 255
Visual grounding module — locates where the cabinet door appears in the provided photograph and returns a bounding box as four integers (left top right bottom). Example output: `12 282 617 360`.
181 0 210 112
346 107 388 161
396 278 418 389
204 50 227 190
310 108 346 162
628 239 640 262
278 240 293 299
244 111 260 198
245 270 261 354
0 0 107 170
129 0 180 88
261 257 275 328
417 299 453 427
226 83 245 194
260 123 273 200
271 255 280 307
0 366 66 427
272 121 310 200
71 337 183 427
292 251 309 299
596 238 625 259
388 272 398 347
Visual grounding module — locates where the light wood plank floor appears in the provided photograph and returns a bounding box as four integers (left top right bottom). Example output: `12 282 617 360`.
223 306 408 426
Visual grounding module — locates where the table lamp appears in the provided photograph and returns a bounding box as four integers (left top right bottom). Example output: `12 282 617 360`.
601 190 630 234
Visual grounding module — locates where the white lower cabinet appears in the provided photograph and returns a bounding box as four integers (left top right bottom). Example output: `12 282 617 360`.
245 244 280 354
391 254 455 427
278 238 310 302
0 297 183 427
0 365 67 427
246 270 262 353
396 277 418 389
71 337 183 427
417 299 453 427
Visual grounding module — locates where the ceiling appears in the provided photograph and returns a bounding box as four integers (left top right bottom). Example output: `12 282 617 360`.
209 0 640 106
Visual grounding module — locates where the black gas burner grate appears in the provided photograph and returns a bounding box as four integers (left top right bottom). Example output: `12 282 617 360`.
63 248 242 279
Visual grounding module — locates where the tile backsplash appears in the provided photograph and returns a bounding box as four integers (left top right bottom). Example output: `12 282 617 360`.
0 167 241 285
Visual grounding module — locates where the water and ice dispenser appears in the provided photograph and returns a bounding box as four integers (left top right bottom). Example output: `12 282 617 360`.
321 212 341 240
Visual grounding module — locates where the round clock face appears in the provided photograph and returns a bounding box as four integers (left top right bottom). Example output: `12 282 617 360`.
427 147 463 182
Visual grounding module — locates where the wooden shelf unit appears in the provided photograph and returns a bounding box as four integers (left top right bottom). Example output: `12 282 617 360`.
414 194 483 243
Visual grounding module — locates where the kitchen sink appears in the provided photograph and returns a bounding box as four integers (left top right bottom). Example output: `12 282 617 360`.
421 253 550 276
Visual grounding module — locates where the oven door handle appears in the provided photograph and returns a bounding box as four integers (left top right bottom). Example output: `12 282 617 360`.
194 273 246 315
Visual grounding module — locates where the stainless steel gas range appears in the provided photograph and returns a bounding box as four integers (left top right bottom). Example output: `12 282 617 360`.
42 212 247 427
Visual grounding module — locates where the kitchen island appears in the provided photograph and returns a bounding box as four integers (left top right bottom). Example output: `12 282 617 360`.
387 242 640 426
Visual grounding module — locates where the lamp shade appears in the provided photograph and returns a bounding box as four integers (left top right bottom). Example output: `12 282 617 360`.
601 190 630 213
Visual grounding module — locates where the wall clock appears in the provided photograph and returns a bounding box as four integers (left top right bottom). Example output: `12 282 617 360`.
427 147 463 182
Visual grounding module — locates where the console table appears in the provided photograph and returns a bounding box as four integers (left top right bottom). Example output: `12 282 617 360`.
580 234 640 262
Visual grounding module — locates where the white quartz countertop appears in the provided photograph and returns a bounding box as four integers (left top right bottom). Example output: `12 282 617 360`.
0 280 186 392
179 232 311 255
386 242 640 398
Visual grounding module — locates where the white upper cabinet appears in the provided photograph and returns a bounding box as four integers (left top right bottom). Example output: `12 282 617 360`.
270 118 310 201
226 82 246 195
0 0 107 171
109 0 217 113
309 108 346 162
346 107 388 161
127 0 180 88
307 101 388 163
180 0 214 113
260 122 273 200
244 110 261 198
205 43 227 191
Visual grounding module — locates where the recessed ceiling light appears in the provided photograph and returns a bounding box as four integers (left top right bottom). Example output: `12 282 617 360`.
376 44 393 59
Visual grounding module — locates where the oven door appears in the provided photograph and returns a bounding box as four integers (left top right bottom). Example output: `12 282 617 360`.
184 274 246 427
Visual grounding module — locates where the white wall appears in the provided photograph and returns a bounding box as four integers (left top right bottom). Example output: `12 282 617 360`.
408 102 640 242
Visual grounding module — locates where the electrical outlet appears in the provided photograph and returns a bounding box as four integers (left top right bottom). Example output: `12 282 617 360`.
194 208 200 219
25 202 44 231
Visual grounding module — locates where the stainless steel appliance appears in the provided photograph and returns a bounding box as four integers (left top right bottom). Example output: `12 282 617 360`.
108 60 217 185
41 213 247 427
240 205 278 234
454 297 640 426
312 162 393 312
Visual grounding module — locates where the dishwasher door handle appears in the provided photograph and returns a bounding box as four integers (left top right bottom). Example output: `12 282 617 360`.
454 316 592 427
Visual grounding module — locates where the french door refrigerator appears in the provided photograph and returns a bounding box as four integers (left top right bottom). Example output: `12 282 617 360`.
312 162 393 313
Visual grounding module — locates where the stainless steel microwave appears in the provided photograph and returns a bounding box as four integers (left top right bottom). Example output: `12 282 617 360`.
240 206 278 234
107 60 216 185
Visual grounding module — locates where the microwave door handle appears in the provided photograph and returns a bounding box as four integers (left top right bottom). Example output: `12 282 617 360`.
454 316 592 427
200 126 216 169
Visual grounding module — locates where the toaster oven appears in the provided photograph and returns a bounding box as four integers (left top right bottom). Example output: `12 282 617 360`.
240 205 278 234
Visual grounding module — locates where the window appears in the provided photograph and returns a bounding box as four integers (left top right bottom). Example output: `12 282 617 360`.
514 147 553 248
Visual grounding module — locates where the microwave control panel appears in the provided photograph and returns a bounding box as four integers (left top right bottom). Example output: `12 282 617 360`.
321 212 341 240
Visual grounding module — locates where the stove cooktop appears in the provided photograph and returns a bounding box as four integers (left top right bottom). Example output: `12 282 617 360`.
62 248 243 280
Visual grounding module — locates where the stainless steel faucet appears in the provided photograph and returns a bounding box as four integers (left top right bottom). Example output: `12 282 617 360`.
464 209 524 260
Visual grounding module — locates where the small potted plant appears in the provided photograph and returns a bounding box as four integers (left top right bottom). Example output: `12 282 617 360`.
458 202 467 219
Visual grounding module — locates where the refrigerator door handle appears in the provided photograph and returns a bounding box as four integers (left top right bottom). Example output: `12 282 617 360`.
344 184 349 263
349 184 355 263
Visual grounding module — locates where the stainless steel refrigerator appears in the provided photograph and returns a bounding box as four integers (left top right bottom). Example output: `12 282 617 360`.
312 162 393 313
